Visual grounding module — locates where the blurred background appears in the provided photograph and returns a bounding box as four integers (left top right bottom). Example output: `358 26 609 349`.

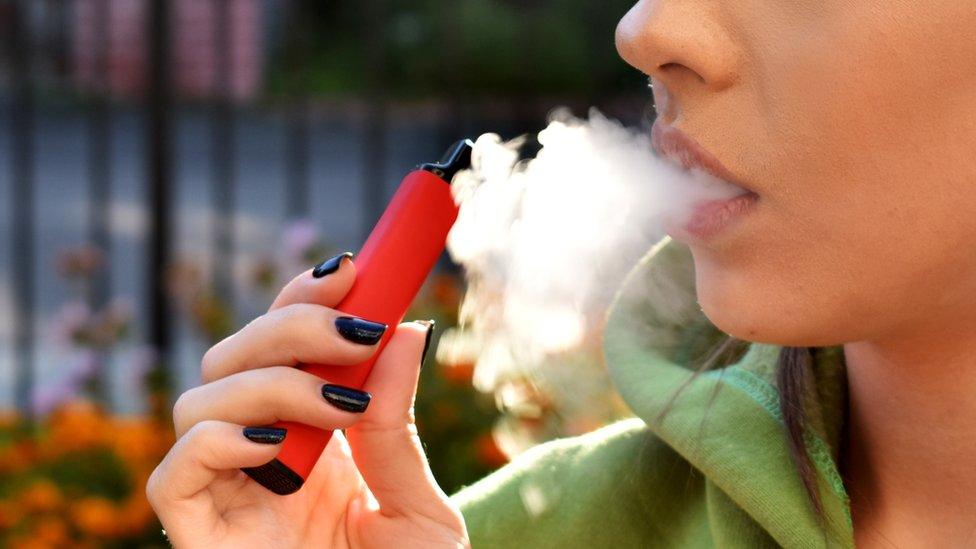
0 0 647 545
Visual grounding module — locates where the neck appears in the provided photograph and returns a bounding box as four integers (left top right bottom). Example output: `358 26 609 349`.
842 326 976 545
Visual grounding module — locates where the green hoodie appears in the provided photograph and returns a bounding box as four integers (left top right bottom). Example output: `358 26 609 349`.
450 237 854 548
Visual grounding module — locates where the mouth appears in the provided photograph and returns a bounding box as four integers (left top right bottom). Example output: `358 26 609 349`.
650 122 757 196
651 122 760 243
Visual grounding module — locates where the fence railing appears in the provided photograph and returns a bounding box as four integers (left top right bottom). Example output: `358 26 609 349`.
0 0 644 416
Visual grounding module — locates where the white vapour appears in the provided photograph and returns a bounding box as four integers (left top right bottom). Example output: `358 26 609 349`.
439 109 744 445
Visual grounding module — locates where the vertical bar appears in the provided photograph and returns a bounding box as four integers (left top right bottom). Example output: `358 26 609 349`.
285 98 310 220
513 0 541 133
88 0 112 406
360 0 388 239
582 0 611 110
211 0 235 306
9 0 36 418
147 0 173 397
49 0 71 89
283 0 310 220
437 0 463 148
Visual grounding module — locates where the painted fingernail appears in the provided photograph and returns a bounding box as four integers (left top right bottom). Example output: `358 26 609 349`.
322 384 372 413
416 319 436 367
243 426 287 444
335 316 387 345
312 252 353 279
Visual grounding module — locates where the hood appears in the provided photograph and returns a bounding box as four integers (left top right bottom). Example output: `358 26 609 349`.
601 236 854 547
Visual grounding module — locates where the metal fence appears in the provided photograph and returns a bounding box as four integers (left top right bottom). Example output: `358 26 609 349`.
0 0 644 416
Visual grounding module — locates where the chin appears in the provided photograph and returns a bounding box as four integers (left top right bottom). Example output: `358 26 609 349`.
691 253 832 347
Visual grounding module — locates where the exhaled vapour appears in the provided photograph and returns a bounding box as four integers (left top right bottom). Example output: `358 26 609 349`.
439 108 744 421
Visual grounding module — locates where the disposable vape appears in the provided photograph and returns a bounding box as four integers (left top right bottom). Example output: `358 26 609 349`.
242 139 474 495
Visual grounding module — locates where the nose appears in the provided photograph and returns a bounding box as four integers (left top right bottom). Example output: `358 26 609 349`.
615 1 740 99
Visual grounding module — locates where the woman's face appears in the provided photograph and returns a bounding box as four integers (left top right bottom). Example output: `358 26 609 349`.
616 1 976 347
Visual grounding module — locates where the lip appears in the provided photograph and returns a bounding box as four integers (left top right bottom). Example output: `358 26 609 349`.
652 122 759 243
664 192 759 243
651 122 755 194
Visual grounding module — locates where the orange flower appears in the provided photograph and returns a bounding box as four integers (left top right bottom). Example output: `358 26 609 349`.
109 417 168 463
9 536 59 549
0 499 24 529
0 440 36 474
0 409 19 428
47 400 106 453
19 480 63 513
70 497 120 538
439 361 475 385
431 274 463 312
118 491 156 535
475 434 509 468
31 517 70 546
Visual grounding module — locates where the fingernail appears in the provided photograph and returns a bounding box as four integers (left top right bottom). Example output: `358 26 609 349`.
416 319 436 367
312 252 353 279
335 316 387 345
243 426 287 444
322 384 372 413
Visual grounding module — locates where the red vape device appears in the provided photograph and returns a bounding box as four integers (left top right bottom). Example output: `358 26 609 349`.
242 139 474 495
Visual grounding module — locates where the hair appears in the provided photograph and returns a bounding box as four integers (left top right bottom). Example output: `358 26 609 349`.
775 346 826 524
653 337 829 529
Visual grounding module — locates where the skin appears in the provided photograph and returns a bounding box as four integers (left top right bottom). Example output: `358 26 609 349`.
616 0 976 547
146 258 468 548
150 1 976 547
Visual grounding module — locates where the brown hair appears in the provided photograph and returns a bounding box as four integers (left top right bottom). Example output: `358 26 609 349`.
775 346 826 524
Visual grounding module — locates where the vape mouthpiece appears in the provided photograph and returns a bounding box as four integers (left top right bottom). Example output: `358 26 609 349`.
420 139 475 182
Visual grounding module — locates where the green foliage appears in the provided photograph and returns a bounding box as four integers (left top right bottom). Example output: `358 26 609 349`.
33 449 132 501
270 0 640 99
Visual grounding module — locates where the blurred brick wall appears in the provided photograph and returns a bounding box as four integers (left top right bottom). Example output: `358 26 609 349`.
72 0 264 100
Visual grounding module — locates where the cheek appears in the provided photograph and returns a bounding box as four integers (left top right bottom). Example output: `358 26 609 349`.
687 245 846 345
688 2 976 346
688 223 911 347
691 190 976 346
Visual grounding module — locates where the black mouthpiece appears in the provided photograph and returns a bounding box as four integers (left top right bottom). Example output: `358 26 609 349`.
420 139 474 182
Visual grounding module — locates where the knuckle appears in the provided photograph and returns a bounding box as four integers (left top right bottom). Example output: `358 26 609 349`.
171 389 195 431
229 366 300 414
270 302 315 324
199 342 226 383
145 466 164 506
268 305 320 357
184 419 220 448
245 365 293 389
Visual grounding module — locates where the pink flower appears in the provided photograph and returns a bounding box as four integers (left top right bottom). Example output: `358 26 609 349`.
49 301 94 347
32 377 82 416
281 219 320 261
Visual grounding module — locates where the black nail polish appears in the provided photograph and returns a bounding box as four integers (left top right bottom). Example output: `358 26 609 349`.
416 320 436 367
243 427 287 444
335 316 387 345
322 384 372 413
312 252 353 279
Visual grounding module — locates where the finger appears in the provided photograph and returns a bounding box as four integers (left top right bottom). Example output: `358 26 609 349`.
200 303 386 383
146 420 285 540
269 252 356 311
345 322 460 525
174 366 367 437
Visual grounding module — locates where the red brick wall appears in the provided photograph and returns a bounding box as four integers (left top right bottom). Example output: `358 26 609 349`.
73 0 264 100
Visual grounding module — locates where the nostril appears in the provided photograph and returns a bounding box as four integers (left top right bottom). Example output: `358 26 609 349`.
659 62 707 84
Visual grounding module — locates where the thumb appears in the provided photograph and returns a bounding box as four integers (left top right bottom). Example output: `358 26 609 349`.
345 321 457 521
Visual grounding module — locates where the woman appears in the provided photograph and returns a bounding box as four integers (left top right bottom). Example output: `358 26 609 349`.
147 2 976 547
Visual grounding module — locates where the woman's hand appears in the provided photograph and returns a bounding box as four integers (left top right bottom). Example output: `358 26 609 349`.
146 255 469 548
